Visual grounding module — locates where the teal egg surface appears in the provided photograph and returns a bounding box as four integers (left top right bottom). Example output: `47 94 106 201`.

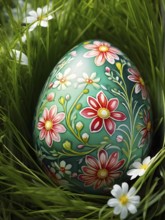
33 40 153 194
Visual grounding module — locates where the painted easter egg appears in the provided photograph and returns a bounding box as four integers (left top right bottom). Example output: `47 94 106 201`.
33 40 152 194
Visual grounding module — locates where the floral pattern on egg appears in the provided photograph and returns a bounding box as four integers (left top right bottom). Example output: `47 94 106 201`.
33 40 153 194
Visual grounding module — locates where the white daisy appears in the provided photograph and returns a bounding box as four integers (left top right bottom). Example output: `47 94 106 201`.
107 182 140 219
24 5 53 32
77 72 100 88
53 68 76 90
58 160 72 176
127 156 153 180
10 49 28 65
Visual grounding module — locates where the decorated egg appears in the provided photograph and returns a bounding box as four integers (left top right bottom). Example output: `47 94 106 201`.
33 40 152 194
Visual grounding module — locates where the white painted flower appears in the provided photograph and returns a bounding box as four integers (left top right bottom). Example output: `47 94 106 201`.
116 135 123 142
57 160 72 176
82 133 89 142
127 156 152 180
24 5 53 32
10 49 28 65
107 182 140 219
53 68 76 90
77 72 100 88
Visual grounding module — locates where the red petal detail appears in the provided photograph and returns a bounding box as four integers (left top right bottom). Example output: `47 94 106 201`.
37 121 45 129
107 98 118 111
111 111 126 121
104 118 116 135
86 155 100 170
80 108 97 118
49 105 57 119
112 159 125 170
106 152 118 169
45 131 53 147
94 54 105 66
88 96 100 110
43 108 49 120
90 117 103 132
53 112 65 124
98 149 108 168
97 91 108 108
128 75 139 82
135 84 141 93
82 166 97 175
128 68 140 77
94 179 104 189
40 129 46 140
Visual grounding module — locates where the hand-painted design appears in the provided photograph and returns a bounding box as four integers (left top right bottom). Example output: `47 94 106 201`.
37 105 66 147
53 160 72 176
77 72 100 88
128 68 148 100
78 149 125 189
46 92 55 101
139 110 152 146
80 91 127 135
52 68 76 90
83 41 122 66
46 163 69 186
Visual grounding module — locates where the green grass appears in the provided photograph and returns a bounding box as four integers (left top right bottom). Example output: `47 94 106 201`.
0 0 165 219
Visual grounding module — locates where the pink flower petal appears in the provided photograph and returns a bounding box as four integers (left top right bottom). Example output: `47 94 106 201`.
98 149 108 168
88 96 100 110
90 117 103 132
111 111 127 121
45 132 53 147
53 112 65 124
83 50 100 58
141 87 147 99
43 108 49 120
51 131 60 142
104 118 116 135
97 91 108 108
104 52 115 64
135 84 142 94
49 105 57 119
93 41 102 46
80 108 97 118
53 124 66 133
37 121 44 129
107 98 119 111
40 129 46 140
82 167 97 175
84 44 98 50
86 155 100 170
94 54 105 66
128 75 139 82
94 179 104 189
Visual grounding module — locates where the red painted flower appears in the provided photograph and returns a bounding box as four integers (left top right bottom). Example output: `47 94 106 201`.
139 110 152 146
79 149 125 189
128 68 148 100
80 91 126 135
37 105 66 147
83 41 122 66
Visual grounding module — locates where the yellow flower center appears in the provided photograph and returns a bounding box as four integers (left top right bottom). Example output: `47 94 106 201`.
99 45 109 52
139 77 145 86
119 195 129 205
97 168 108 179
45 120 53 131
86 78 93 84
60 77 66 84
140 164 148 170
147 121 151 131
97 108 110 119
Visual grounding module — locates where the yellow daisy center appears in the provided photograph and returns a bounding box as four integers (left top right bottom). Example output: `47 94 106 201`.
99 45 109 52
139 77 145 86
97 108 110 119
119 195 129 205
97 168 108 179
140 164 148 170
147 121 151 131
45 120 53 131
60 77 66 84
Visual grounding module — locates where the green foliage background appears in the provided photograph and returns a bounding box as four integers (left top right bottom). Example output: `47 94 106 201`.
0 0 165 219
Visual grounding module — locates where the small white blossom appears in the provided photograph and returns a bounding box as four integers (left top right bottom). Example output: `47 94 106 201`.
127 156 152 180
77 72 100 88
10 49 28 65
24 5 53 32
53 68 76 90
107 182 140 219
